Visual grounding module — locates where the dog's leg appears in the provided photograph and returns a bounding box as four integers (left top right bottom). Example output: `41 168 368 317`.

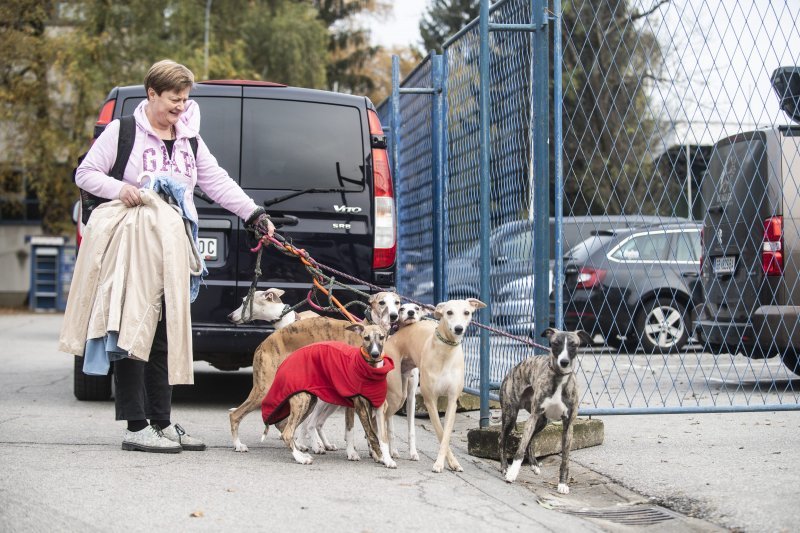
353 397 396 468
282 393 317 465
374 402 397 468
558 413 576 495
344 407 360 461
405 368 419 461
505 411 545 483
422 392 462 473
499 402 519 475
313 402 340 453
229 386 268 452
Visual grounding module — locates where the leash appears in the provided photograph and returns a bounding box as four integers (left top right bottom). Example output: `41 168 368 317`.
247 231 550 351
248 232 365 324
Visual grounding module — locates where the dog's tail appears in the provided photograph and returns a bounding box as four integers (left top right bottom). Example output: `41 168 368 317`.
260 425 270 442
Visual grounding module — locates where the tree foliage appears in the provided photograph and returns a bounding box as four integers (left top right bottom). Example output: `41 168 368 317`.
419 0 484 53
561 0 667 216
0 0 389 233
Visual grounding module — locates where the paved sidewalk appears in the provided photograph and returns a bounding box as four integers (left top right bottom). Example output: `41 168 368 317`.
1 312 797 532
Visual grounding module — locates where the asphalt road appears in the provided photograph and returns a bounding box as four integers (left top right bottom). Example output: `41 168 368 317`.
1 312 797 532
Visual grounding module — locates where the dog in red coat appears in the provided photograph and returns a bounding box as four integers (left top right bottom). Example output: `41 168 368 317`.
261 323 396 467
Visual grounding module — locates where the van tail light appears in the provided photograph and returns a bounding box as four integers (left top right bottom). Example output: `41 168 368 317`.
96 100 116 127
575 267 606 289
368 110 396 270
762 216 783 276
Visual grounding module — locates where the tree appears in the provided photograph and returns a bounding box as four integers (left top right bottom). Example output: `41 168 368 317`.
419 0 484 53
560 0 668 216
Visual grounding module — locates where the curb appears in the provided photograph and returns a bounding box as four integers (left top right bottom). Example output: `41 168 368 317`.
467 418 605 461
401 392 500 416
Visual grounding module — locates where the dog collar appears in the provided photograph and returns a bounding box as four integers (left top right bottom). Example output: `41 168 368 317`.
435 329 461 347
360 347 384 364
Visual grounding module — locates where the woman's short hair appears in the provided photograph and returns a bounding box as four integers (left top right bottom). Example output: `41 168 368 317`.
144 60 195 95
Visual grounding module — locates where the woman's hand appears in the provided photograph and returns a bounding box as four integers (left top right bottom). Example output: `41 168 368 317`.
119 184 142 208
245 207 275 238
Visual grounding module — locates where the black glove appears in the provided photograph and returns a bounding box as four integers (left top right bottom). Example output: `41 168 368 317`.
245 207 273 238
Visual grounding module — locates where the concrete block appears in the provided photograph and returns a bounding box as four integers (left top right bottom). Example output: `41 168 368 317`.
467 418 604 461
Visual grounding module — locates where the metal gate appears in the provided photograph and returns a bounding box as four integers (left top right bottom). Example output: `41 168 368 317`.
377 0 800 425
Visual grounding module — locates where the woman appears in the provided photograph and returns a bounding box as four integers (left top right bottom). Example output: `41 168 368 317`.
72 60 274 453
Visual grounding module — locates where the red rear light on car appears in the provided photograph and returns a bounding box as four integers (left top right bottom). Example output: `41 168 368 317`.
575 267 606 289
368 110 396 270
762 216 783 276
96 100 116 127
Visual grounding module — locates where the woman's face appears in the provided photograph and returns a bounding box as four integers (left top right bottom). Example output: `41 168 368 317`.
147 87 190 129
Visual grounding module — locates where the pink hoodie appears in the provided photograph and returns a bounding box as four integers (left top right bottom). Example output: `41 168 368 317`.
75 99 258 223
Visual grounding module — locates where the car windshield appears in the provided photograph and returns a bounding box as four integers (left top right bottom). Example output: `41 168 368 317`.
566 235 614 262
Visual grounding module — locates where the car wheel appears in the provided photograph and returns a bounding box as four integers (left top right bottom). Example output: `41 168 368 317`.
74 355 113 401
780 350 800 376
634 297 689 354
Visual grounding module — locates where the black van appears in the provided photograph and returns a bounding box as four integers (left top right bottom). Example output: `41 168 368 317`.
695 67 800 375
73 80 396 400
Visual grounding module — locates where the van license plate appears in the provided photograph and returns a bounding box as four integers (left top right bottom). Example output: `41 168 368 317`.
198 237 218 261
713 256 735 274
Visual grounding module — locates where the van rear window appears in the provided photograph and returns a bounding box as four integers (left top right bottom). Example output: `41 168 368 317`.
122 96 242 179
241 99 366 190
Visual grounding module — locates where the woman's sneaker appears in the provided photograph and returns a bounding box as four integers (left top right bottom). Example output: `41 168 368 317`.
122 424 182 453
161 423 207 451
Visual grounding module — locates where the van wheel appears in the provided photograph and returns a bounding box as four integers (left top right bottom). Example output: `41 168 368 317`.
73 356 113 401
634 297 688 354
781 351 800 376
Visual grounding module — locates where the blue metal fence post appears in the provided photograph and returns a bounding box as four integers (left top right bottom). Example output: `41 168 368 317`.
478 0 492 428
431 54 445 305
553 0 564 330
532 0 550 350
391 57 401 197
441 50 451 300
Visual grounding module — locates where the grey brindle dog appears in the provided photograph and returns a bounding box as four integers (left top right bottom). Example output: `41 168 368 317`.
499 327 592 495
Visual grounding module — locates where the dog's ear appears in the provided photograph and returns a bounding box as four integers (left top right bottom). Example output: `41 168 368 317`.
576 330 593 345
264 288 284 302
346 323 366 335
541 327 557 340
467 298 487 310
433 302 446 319
368 292 381 304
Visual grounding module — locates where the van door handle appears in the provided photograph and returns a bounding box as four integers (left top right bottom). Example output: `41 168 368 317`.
269 215 299 227
682 272 699 278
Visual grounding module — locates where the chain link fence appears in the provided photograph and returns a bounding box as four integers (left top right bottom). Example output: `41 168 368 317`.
378 0 800 414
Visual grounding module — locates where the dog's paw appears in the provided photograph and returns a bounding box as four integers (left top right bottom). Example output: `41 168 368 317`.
504 460 522 483
531 464 541 475
409 451 419 461
292 449 313 465
324 442 338 451
383 457 398 469
233 441 249 453
296 442 310 453
390 448 400 458
346 449 361 461
448 461 463 472
557 483 570 495
432 461 444 473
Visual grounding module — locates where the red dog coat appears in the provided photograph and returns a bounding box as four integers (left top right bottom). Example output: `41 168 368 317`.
261 341 395 425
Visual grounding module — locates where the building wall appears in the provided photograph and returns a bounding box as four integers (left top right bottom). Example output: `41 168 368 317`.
0 225 73 307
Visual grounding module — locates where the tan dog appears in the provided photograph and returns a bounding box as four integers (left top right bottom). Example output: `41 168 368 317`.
228 291 402 455
382 298 486 472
